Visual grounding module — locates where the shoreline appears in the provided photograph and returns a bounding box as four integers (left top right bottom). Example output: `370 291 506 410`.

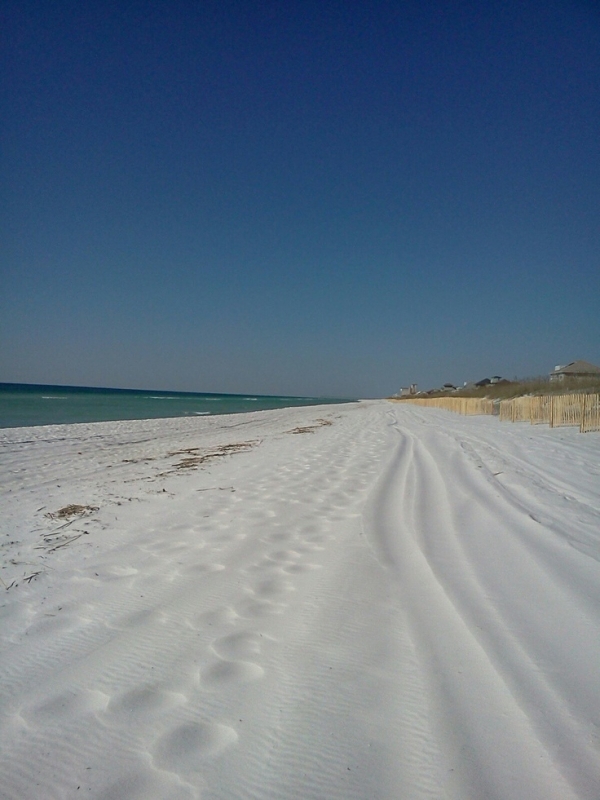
0 383 356 430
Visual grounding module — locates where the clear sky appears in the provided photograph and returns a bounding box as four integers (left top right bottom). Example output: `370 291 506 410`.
2 0 599 398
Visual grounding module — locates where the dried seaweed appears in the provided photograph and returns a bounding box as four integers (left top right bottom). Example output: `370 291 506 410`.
45 504 98 520
286 419 334 435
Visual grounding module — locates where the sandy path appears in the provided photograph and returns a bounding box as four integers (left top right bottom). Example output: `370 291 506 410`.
1 402 599 799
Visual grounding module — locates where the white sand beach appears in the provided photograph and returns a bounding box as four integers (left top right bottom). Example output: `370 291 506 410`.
1 400 599 800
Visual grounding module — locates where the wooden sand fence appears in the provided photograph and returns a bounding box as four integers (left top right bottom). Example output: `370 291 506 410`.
581 393 600 433
396 397 494 416
498 393 599 433
500 396 532 422
550 393 586 428
395 392 599 433
529 395 551 425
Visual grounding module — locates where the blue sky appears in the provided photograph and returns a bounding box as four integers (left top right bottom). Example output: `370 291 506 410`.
2 0 599 397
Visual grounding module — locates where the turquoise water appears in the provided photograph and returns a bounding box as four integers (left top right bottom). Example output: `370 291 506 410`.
0 383 353 429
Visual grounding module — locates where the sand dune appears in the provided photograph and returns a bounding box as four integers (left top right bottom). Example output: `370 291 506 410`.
1 401 599 799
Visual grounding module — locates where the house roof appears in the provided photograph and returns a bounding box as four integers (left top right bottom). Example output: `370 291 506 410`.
551 360 600 375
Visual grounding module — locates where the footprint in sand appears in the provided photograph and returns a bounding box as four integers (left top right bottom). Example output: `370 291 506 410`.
106 565 139 578
252 576 294 599
24 611 91 636
263 531 291 543
184 562 226 576
304 529 328 540
245 557 282 573
267 549 300 564
236 597 286 618
23 688 109 722
97 768 196 800
211 631 265 660
116 608 169 629
153 721 238 772
294 542 325 552
201 658 264 686
189 606 238 629
144 541 185 555
106 685 186 722
297 523 320 535
281 562 322 574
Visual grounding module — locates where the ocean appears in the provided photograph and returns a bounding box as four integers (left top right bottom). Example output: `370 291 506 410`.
0 383 354 429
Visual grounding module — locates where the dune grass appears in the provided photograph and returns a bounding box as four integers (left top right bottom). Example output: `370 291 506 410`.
405 376 600 401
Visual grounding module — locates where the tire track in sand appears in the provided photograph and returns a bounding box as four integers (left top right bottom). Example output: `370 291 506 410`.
362 409 590 799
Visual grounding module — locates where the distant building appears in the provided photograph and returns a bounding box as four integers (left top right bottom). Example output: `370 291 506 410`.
475 375 506 387
399 384 418 397
549 360 600 381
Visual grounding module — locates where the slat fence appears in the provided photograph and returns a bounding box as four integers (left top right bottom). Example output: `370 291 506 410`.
550 393 586 428
581 394 600 433
530 396 551 425
396 397 493 415
395 392 599 434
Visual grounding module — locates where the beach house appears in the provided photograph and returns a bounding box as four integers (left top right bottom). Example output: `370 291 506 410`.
549 360 600 381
